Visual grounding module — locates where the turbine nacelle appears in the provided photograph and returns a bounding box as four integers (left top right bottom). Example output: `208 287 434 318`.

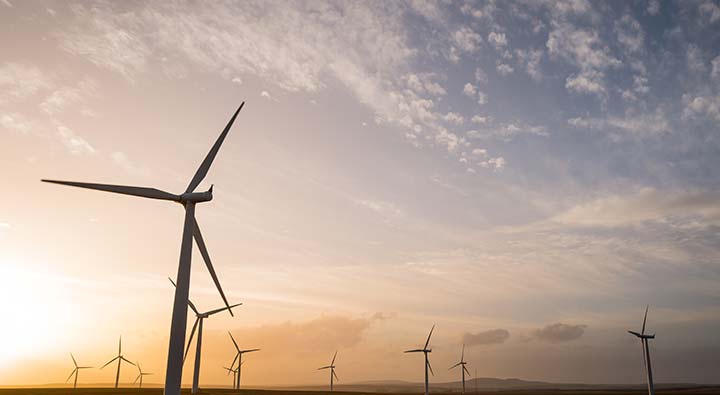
628 330 655 339
179 185 213 203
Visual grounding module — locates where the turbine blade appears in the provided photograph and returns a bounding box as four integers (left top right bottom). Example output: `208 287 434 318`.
449 362 462 370
642 305 649 335
206 303 243 316
184 318 200 363
228 332 240 352
101 357 119 369
119 336 122 355
194 220 233 316
122 357 136 366
134 374 140 385
424 324 435 349
641 339 648 374
628 330 642 338
230 353 239 370
242 349 260 353
333 370 339 381
66 369 77 384
464 366 471 376
42 180 180 201
185 103 244 193
404 349 424 353
318 366 331 370
427 359 434 376
461 344 465 362
70 353 77 367
331 350 337 365
168 277 200 314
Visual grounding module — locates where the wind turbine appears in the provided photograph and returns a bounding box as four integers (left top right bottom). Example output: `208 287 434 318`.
318 351 339 392
449 344 470 394
169 278 241 394
65 353 92 389
42 103 245 395
223 363 241 389
228 332 260 389
404 325 435 395
628 305 656 395
133 362 153 389
101 336 135 388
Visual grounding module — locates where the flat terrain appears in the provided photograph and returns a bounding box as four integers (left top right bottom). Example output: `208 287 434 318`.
2 388 720 395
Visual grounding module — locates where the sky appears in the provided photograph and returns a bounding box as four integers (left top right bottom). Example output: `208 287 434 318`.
1 0 720 388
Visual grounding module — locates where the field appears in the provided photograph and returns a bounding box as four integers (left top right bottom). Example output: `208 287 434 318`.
2 388 720 395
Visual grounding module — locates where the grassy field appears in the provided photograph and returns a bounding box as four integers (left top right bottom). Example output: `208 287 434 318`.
1 388 720 395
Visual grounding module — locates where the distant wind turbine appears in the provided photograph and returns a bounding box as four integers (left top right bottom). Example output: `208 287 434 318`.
65 353 92 389
449 344 470 394
223 363 241 389
169 277 241 394
628 305 656 395
318 351 339 392
228 332 260 389
133 362 152 389
101 336 135 388
42 103 245 395
404 325 435 395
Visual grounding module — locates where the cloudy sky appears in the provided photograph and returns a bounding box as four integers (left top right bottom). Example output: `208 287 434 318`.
1 0 720 388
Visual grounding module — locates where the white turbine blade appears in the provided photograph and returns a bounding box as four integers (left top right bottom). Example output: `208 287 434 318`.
424 325 435 349
642 305 649 335
228 332 240 352
101 356 119 369
185 103 244 193
184 318 200 363
206 303 243 317
70 353 77 367
331 350 337 365
194 220 234 316
168 277 200 315
42 180 180 201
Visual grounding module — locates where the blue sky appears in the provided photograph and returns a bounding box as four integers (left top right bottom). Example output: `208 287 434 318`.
1 0 720 386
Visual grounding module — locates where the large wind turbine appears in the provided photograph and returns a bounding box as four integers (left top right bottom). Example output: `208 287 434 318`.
404 325 435 395
42 103 244 395
133 362 152 389
169 277 241 394
101 336 135 388
65 353 92 389
449 344 470 394
318 351 339 392
628 306 656 395
228 332 260 389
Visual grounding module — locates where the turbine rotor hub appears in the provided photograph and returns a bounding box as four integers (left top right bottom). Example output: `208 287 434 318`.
180 189 213 203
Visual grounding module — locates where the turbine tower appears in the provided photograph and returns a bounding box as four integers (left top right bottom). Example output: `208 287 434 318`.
133 362 153 389
449 344 470 394
65 353 92 389
404 325 435 395
169 278 241 394
318 351 339 392
628 305 656 395
42 103 245 395
100 336 135 388
228 332 260 389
